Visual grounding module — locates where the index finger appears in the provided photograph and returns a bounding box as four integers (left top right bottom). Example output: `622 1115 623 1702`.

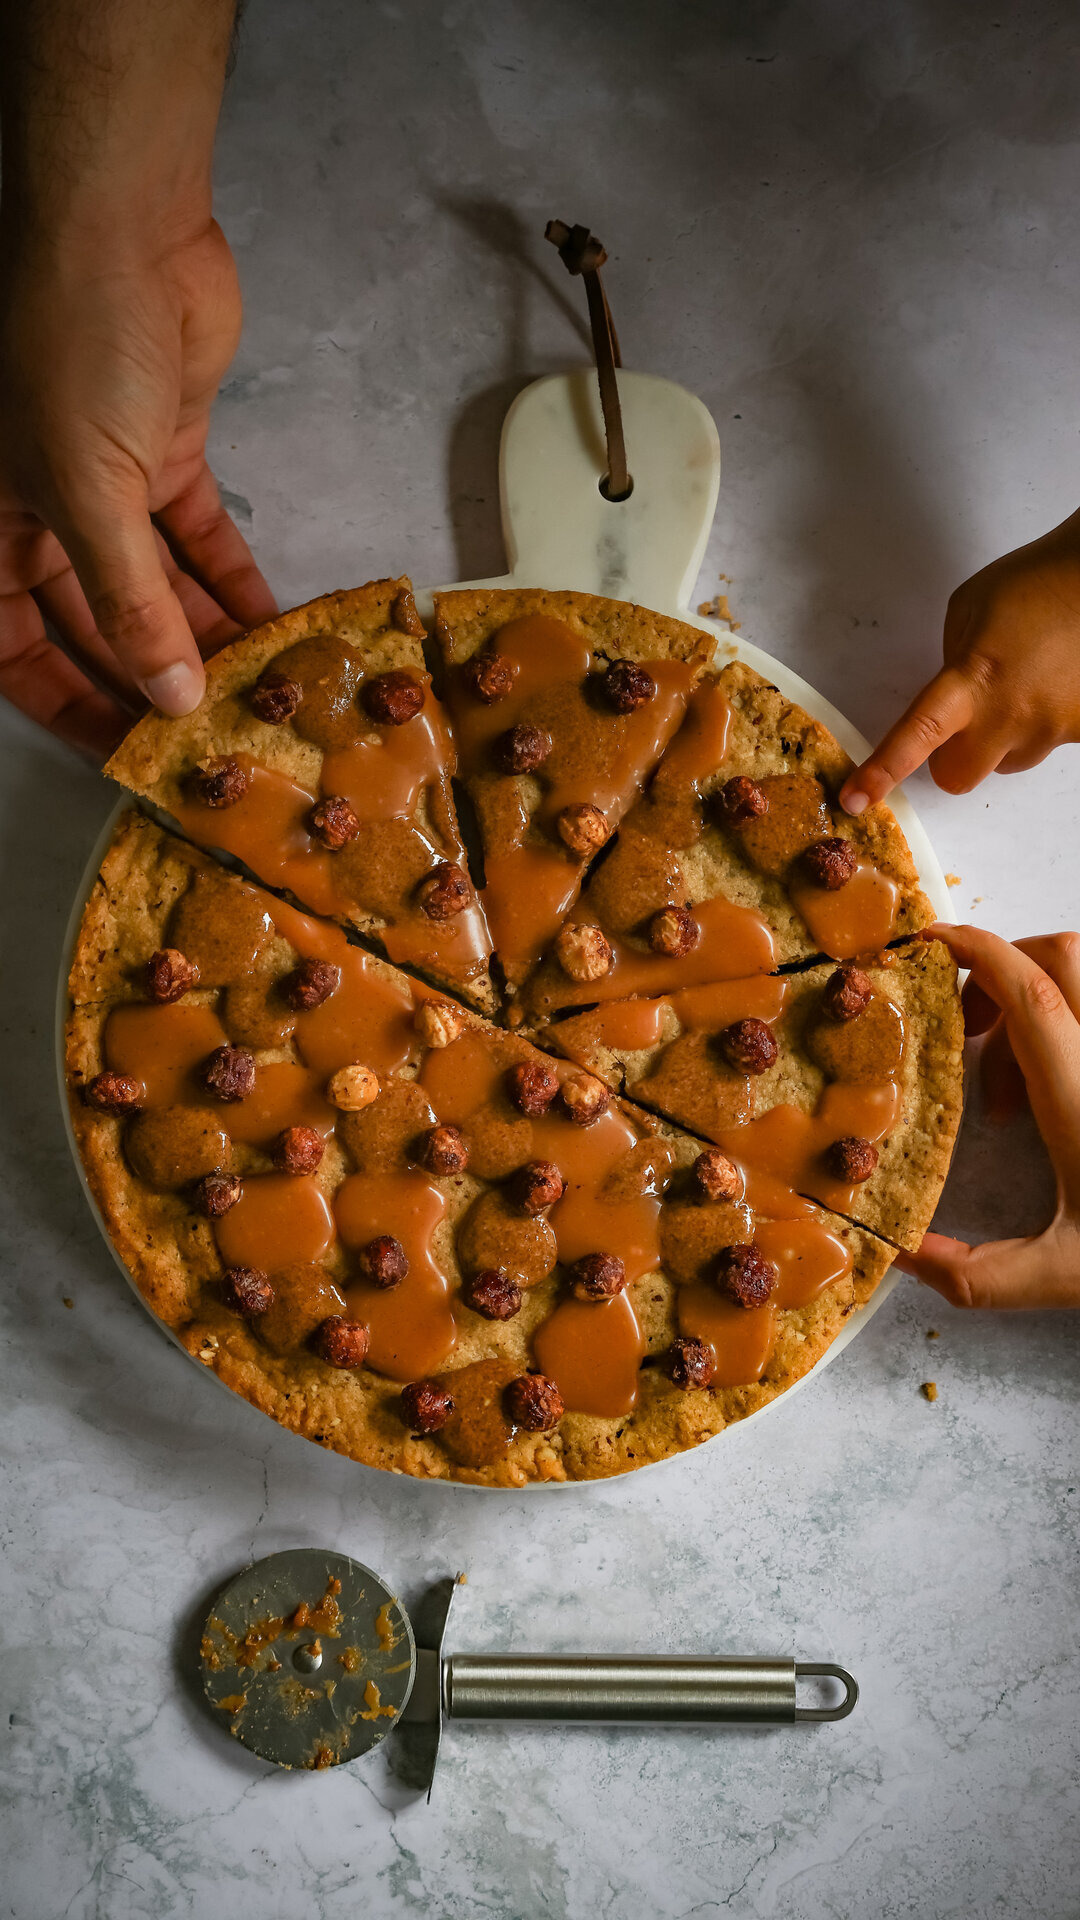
840 667 974 813
154 463 277 637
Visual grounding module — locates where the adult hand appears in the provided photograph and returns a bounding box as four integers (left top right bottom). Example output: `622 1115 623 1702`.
841 510 1080 813
898 923 1080 1309
0 0 276 756
0 220 277 755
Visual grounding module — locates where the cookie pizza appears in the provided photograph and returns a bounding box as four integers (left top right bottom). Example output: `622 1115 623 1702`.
66 582 963 1485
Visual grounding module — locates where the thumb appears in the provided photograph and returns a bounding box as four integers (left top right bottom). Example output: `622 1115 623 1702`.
897 1228 1078 1310
52 470 206 716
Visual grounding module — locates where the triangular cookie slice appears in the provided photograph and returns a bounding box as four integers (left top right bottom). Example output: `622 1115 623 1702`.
521 661 937 1022
430 587 714 995
105 580 496 1012
539 938 963 1252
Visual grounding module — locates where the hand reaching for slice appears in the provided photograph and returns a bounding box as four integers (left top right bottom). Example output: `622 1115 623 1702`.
898 924 1080 1309
0 221 277 757
841 510 1080 813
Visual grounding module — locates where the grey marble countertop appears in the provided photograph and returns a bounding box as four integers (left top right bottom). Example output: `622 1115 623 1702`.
3 4 1079 1915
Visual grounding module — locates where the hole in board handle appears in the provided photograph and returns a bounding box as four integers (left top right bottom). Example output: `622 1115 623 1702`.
599 474 635 503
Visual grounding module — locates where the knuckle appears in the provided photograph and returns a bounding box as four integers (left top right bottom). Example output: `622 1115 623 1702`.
90 587 171 649
905 707 951 752
1020 971 1067 1021
1048 930 1080 967
963 652 1003 699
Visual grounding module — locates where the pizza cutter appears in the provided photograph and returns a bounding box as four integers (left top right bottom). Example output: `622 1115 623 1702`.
199 1549 858 1795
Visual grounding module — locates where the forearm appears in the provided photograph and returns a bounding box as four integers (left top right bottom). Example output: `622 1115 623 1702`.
0 0 237 256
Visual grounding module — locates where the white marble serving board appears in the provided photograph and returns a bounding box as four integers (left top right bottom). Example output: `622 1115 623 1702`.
57 368 950 1486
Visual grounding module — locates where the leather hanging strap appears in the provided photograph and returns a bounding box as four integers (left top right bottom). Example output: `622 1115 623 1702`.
545 219 631 499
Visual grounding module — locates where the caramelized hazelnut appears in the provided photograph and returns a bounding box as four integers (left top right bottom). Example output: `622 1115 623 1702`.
692 1148 741 1204
603 660 656 712
717 1018 778 1075
418 862 470 919
146 948 199 1003
717 775 769 827
272 1125 324 1175
505 1372 564 1431
83 1072 143 1116
822 965 874 1022
390 586 426 636
506 1059 559 1116
462 1268 522 1319
559 1070 611 1127
249 673 302 724
496 723 552 773
191 756 250 808
400 1378 455 1433
358 1235 408 1288
201 1045 256 1102
466 651 518 704
717 1242 778 1309
309 795 360 849
556 803 610 858
283 959 341 1010
327 1063 380 1111
514 1159 565 1214
571 1252 627 1300
648 905 699 958
803 837 857 890
669 1336 715 1389
312 1315 370 1368
827 1136 879 1183
221 1266 274 1316
422 1123 469 1176
415 999 467 1048
192 1171 242 1217
555 921 614 983
362 668 425 725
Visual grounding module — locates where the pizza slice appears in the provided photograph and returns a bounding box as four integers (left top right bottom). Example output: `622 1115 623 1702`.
539 937 963 1252
430 586 714 995
105 579 497 1012
521 660 938 1022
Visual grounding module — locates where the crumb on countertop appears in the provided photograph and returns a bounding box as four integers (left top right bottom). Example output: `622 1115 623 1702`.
62 1297 74 1309
945 874 961 888
921 1381 938 1402
927 1329 939 1339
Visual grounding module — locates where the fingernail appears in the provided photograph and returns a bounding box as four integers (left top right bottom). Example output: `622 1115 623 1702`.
141 662 204 716
842 788 869 816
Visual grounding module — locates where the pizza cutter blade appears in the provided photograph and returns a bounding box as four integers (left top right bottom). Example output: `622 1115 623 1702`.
198 1550 858 1796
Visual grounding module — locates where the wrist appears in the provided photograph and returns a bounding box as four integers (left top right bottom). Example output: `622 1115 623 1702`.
0 0 232 267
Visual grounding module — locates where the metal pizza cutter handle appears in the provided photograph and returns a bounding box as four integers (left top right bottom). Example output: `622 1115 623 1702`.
198 1553 857 1797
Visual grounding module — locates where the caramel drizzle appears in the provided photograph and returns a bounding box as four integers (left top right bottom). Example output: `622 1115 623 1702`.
215 1174 337 1270
444 612 698 973
422 1030 671 1416
563 891 777 1005
171 691 493 981
678 1212 853 1389
789 865 900 961
336 1168 455 1381
717 1081 902 1216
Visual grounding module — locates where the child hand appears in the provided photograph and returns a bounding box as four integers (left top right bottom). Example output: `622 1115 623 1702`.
898 924 1080 1309
841 511 1080 812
